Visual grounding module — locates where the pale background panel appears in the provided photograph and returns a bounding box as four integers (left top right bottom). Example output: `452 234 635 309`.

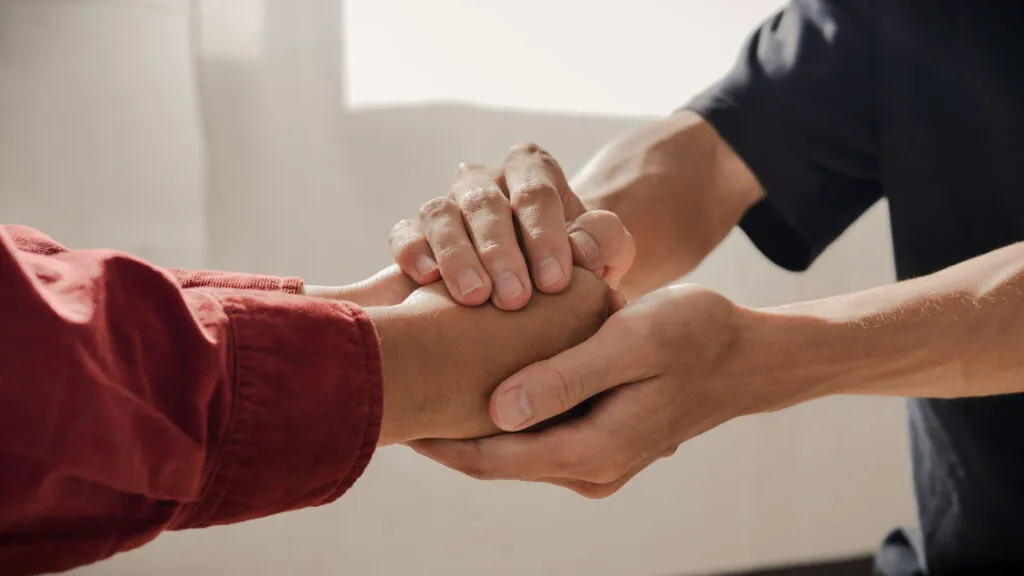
0 1 914 574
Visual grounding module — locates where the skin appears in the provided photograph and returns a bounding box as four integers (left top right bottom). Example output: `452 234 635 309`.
324 266 612 445
389 144 638 309
392 110 1024 498
303 265 421 307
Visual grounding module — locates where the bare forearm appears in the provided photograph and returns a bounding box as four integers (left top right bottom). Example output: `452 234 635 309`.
740 243 1024 411
573 110 764 298
370 268 609 444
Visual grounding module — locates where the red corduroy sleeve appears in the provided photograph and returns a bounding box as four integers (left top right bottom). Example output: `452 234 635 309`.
3 224 305 294
0 226 382 575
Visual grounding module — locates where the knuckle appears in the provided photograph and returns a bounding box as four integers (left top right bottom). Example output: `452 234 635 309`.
538 151 562 172
388 231 428 262
505 143 565 180
390 235 422 259
462 463 495 481
579 208 624 230
419 197 460 221
391 236 423 264
460 186 509 215
458 445 497 480
571 211 628 251
516 221 554 245
388 225 424 259
510 181 559 210
576 483 618 500
389 218 416 236
570 443 619 484
592 208 622 221
584 464 621 485
453 162 488 180
508 141 545 157
432 243 471 267
549 363 586 414
475 242 515 268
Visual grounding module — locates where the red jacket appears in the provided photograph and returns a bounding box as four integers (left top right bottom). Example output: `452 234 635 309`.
0 225 383 575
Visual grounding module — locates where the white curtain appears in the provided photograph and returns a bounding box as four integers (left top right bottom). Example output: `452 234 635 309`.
1 1 914 574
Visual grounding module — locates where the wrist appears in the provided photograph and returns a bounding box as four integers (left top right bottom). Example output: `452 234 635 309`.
725 303 850 416
741 284 936 407
364 305 431 446
724 245 1024 409
368 269 610 445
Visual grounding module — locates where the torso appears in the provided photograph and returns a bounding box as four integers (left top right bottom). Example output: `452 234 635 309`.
877 2 1024 571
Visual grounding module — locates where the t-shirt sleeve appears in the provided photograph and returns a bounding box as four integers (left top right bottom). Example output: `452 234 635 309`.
687 0 882 271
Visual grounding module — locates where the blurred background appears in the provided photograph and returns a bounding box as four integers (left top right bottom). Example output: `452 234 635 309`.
0 0 914 574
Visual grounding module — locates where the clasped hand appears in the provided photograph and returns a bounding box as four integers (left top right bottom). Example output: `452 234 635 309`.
389 143 798 497
312 264 614 446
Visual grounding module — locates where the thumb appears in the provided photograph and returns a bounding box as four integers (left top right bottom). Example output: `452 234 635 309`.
567 210 636 290
489 318 646 431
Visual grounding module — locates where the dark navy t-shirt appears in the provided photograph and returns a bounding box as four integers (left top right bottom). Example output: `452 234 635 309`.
688 1 1024 573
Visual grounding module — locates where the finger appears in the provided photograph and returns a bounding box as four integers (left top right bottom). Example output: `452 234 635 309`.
608 289 628 314
566 210 636 289
413 381 662 483
541 454 655 499
489 316 650 431
502 143 575 293
333 264 420 306
407 427 584 482
541 443 678 498
449 164 532 310
418 197 492 306
539 386 674 497
361 264 420 305
389 219 440 285
408 406 626 481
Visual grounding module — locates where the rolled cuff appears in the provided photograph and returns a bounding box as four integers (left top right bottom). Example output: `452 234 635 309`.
174 290 382 528
170 269 304 294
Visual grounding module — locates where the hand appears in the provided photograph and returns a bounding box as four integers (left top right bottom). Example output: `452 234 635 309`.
303 265 419 306
408 284 805 498
369 268 612 445
389 143 636 310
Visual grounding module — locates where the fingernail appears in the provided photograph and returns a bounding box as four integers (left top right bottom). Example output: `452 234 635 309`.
495 271 524 302
495 386 532 430
569 230 600 267
457 268 484 296
537 257 564 288
415 254 438 276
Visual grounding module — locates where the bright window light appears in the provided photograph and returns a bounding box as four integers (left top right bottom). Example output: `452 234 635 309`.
343 0 782 116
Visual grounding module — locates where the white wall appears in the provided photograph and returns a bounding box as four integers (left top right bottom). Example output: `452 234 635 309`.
0 0 206 269
0 1 916 575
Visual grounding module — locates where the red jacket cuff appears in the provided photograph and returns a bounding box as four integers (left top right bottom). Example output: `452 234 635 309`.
170 269 304 294
174 290 382 528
